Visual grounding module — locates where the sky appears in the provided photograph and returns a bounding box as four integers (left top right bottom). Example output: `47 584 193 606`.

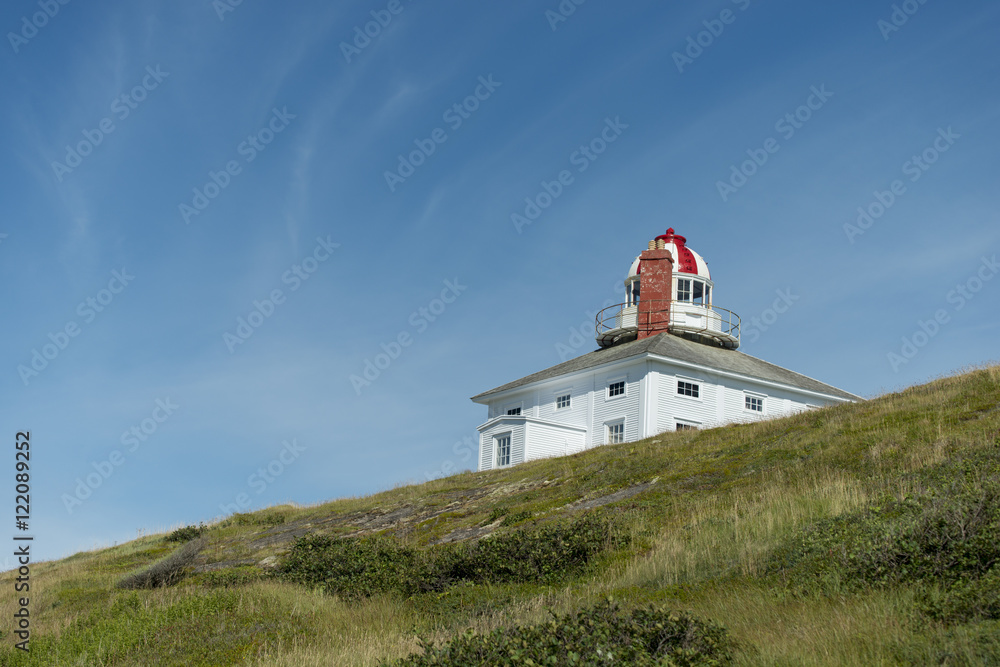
1 0 999 566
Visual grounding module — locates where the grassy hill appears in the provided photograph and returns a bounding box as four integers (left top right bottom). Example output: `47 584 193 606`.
3 365 999 665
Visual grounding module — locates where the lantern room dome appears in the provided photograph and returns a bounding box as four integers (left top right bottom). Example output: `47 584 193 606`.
626 228 711 281
599 227 740 351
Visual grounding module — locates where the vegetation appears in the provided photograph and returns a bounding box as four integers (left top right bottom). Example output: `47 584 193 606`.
0 364 997 665
164 522 207 543
117 538 206 590
388 600 733 666
278 514 623 598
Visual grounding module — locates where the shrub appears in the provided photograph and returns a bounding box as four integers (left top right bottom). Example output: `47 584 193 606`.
773 457 1000 590
771 449 1000 622
483 506 509 524
279 514 626 598
919 566 1000 623
415 514 623 593
277 534 418 598
165 523 206 543
384 600 733 666
117 538 205 589
500 509 533 527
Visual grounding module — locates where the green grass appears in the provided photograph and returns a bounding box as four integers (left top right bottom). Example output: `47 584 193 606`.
2 365 999 665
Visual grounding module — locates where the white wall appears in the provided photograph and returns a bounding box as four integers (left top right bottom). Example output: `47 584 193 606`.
525 421 586 461
477 356 848 468
591 364 643 445
654 364 841 434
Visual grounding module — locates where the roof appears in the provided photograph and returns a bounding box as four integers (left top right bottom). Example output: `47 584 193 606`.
627 228 711 281
471 333 861 402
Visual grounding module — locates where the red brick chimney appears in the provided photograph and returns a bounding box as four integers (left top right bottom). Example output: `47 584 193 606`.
637 238 673 340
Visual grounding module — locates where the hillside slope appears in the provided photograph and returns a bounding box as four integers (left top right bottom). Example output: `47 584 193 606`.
2 365 999 665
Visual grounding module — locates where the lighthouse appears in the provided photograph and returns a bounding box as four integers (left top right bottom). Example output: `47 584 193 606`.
471 228 859 471
596 228 740 350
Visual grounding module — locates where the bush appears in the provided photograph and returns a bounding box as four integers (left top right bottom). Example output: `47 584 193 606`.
771 449 1000 622
500 509 533 527
385 600 733 666
165 523 206 543
483 506 509 524
773 458 1000 590
277 534 418 598
919 566 1000 623
117 538 205 590
278 514 626 598
416 514 623 593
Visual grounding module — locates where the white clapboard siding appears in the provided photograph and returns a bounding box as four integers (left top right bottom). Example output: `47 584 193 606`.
475 339 856 469
525 421 587 461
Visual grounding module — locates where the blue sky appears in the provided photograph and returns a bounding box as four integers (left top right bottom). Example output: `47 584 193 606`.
2 0 999 565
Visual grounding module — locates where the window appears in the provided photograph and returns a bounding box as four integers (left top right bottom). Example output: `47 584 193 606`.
556 394 571 410
506 407 521 416
627 280 640 306
693 281 711 305
607 421 625 444
678 278 711 305
676 422 697 431
677 278 691 302
495 434 511 466
608 381 626 398
745 395 764 413
677 380 700 398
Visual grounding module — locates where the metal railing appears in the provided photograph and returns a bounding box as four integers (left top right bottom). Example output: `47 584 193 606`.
595 300 741 348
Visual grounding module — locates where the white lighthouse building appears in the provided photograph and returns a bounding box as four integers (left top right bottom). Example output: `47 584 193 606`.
471 228 858 471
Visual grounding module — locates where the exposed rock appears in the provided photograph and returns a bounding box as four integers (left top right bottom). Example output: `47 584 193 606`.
258 556 280 570
431 524 496 545
566 481 656 511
